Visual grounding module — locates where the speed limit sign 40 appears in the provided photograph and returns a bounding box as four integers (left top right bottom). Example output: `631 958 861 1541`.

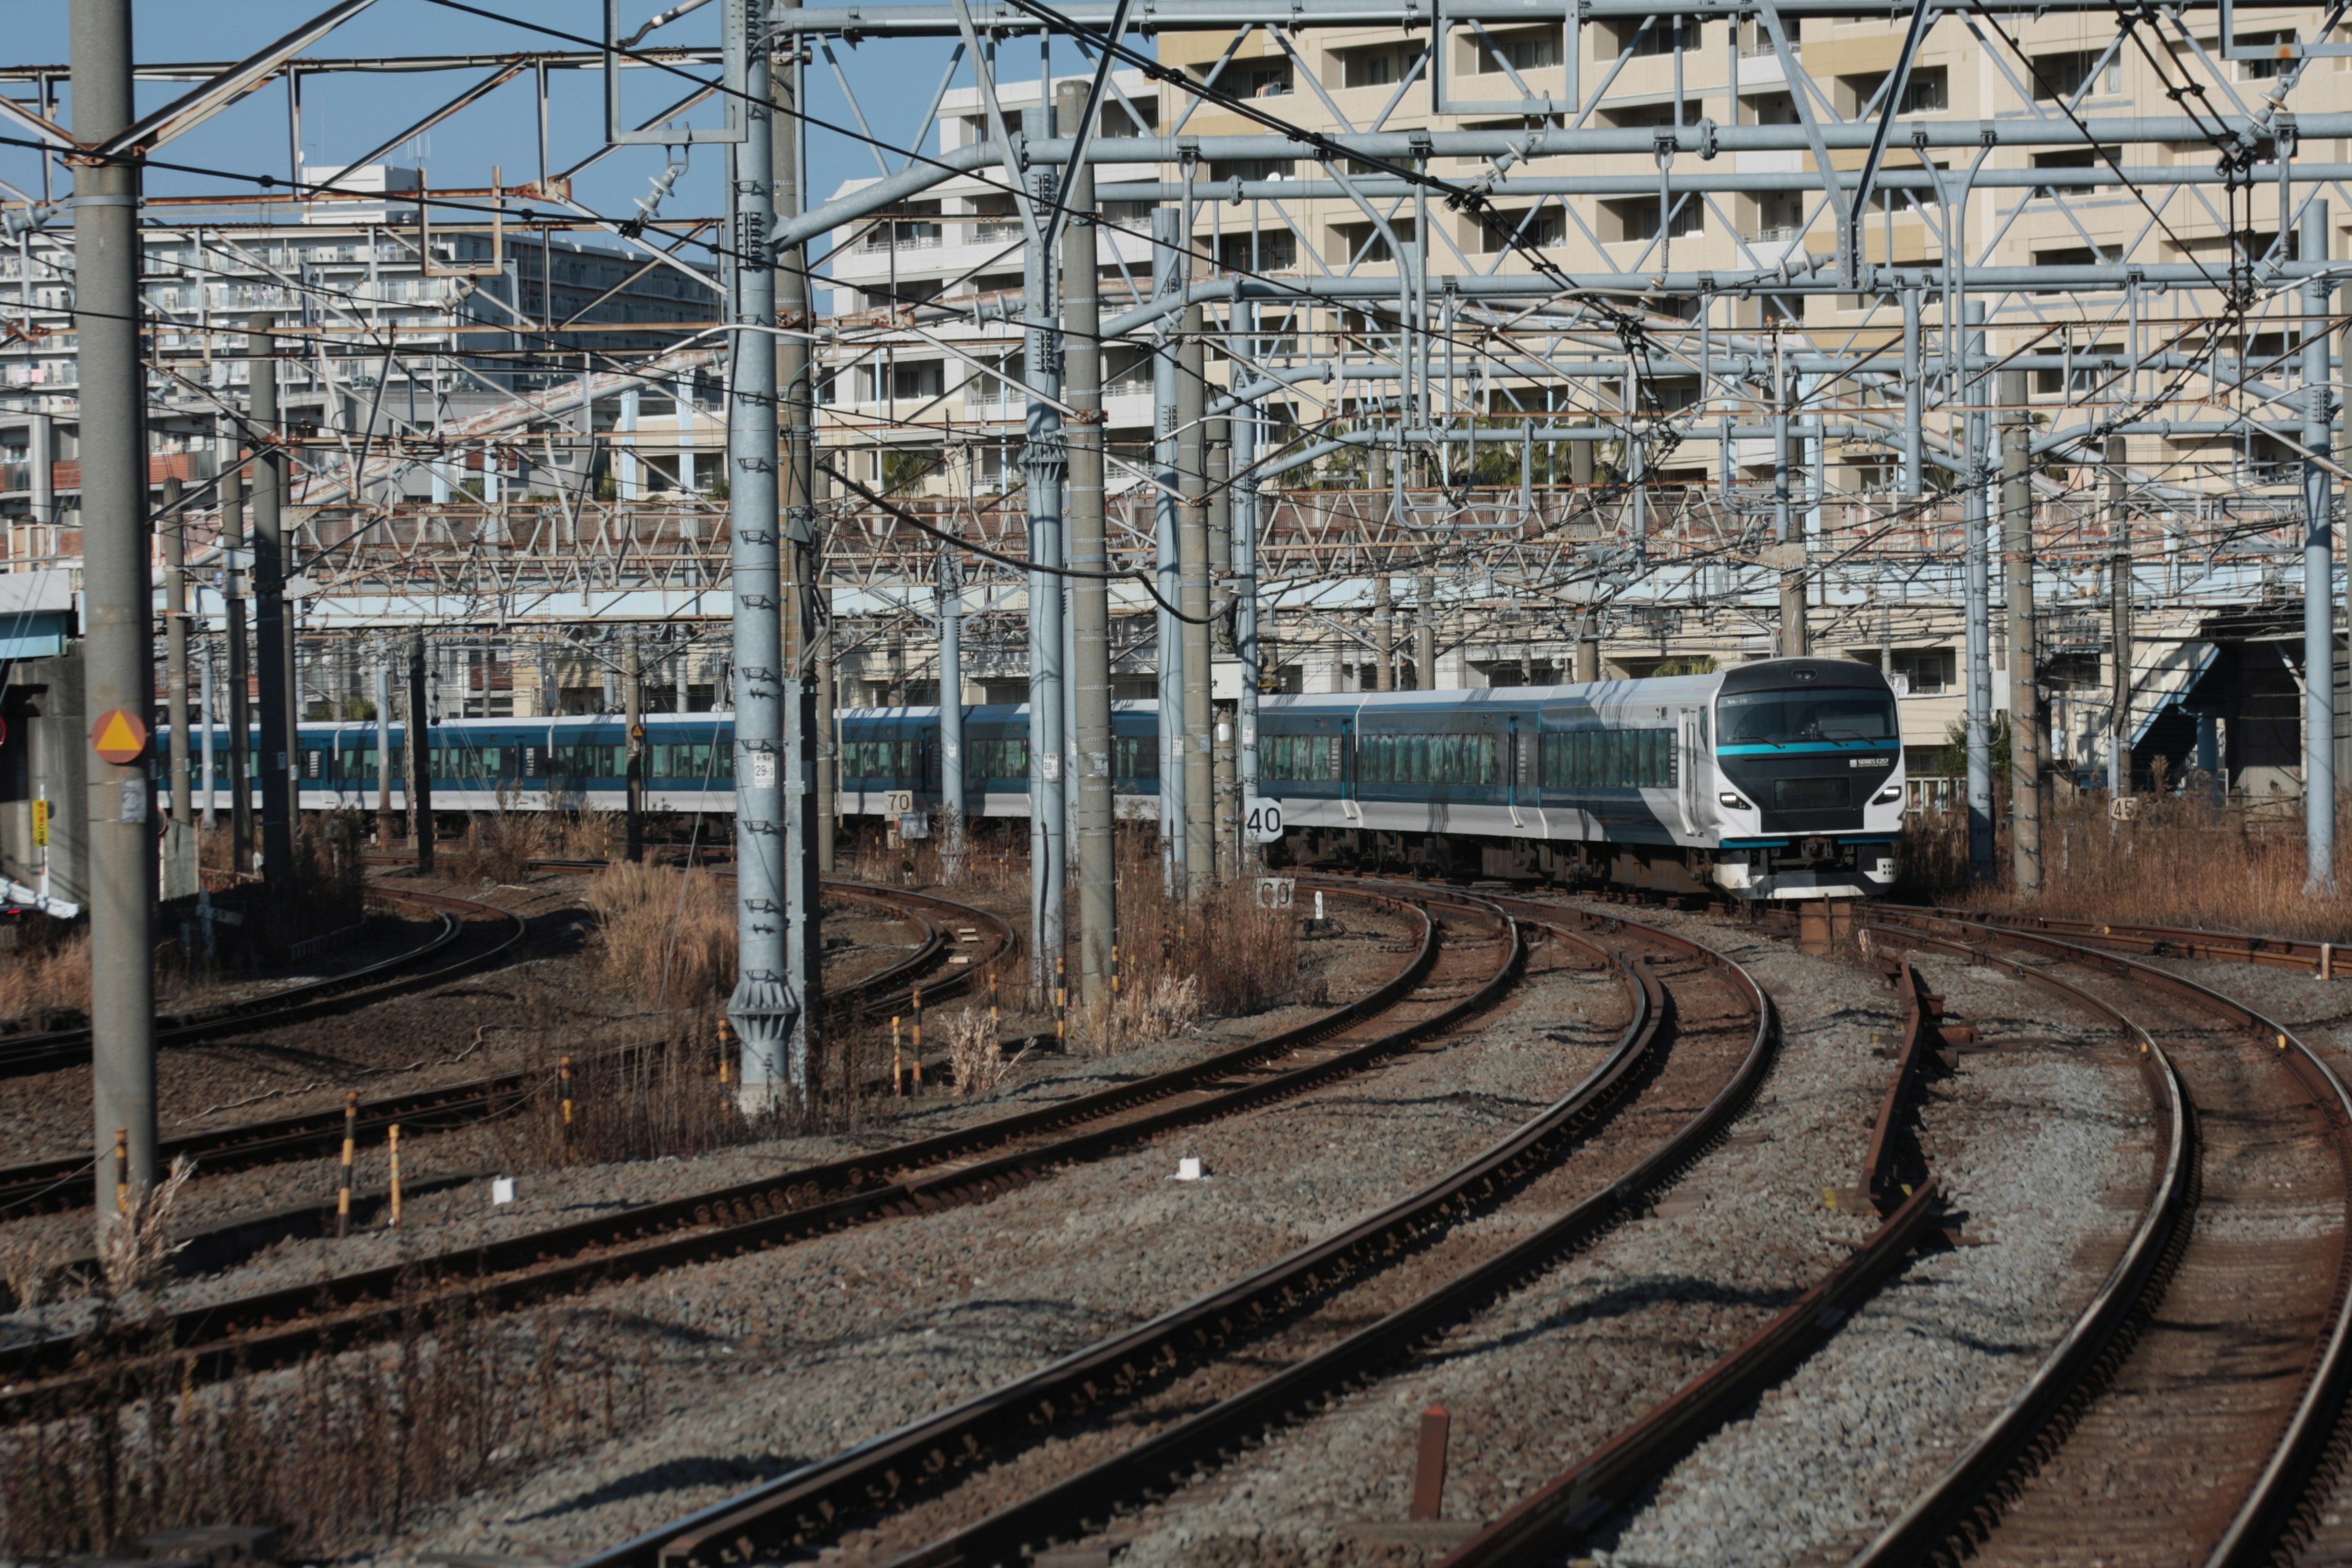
1244 795 1284 844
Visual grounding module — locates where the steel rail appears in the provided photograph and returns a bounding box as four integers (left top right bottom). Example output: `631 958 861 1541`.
0 884 526 1079
1904 902 2352 979
0 885 1461 1412
1851 910 2352 1568
584 892 1600 1568
1430 938 1939 1568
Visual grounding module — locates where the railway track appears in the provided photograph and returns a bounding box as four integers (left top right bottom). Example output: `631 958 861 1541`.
0 884 527 1081
1902 901 2352 978
0 881 1501 1419
571 889 1793 1568
0 880 1001 1220
1842 908 2352 1568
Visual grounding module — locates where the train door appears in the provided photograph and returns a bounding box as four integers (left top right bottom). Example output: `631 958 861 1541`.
1506 716 1526 829
1337 716 1360 823
1676 709 1705 836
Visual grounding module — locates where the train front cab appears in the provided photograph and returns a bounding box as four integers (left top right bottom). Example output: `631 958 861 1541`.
1702 658 1904 900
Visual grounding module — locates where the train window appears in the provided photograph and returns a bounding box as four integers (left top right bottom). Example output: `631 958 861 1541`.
1262 733 1338 782
1541 728 1675 789
1717 689 1897 745
967 737 1028 780
1113 734 1159 779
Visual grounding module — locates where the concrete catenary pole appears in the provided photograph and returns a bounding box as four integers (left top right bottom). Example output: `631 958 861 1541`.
221 461 252 870
773 10 826 1066
375 650 394 845
247 317 294 884
200 641 216 831
1232 300 1263 873
1152 208 1185 888
1059 81 1115 1019
74 0 157 1220
624 627 645 861
1964 303 1996 882
1415 571 1437 690
1022 104 1068 984
1206 416 1235 872
1178 309 1214 892
162 476 194 899
727 13 800 1096
2000 368 2041 895
407 631 433 872
938 549 964 854
2306 201 2337 892
1773 351 1807 657
2107 437 2132 800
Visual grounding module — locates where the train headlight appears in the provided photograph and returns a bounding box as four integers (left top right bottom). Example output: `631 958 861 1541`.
1717 791 1753 810
1873 785 1904 805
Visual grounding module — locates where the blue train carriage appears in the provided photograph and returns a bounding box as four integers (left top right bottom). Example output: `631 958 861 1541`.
1258 657 1904 900
168 713 740 815
835 701 1165 820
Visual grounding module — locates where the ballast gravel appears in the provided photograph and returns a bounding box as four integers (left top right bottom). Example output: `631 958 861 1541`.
1585 946 2141 1568
318 913 1626 1565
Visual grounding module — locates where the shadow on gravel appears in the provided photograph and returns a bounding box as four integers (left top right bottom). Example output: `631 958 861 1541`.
1423 1274 1813 1366
513 1453 815 1523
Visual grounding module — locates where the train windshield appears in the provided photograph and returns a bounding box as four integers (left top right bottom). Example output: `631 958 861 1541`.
1717 689 1898 747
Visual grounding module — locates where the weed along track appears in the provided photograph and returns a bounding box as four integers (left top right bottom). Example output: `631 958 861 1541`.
568 896 1809 1568
0 880 990 1221
0 882 1517 1416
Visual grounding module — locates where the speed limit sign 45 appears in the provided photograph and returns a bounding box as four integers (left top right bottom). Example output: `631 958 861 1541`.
1244 795 1284 844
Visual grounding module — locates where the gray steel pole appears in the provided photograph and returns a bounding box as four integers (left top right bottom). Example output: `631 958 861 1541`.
1178 309 1214 892
200 641 216 832
1232 300 1262 874
726 13 797 1097
1415 572 1436 690
163 477 189 829
375 650 393 844
2001 368 2041 895
1205 417 1234 872
247 317 294 885
1773 355 1806 656
625 627 645 861
408 630 432 870
2307 201 2337 892
938 549 965 858
74 0 156 1221
1152 208 1185 888
1022 105 1068 984
773 10 825 1068
1060 81 1115 1019
1964 302 1996 881
1901 287 1924 496
2108 437 2132 801
221 462 252 872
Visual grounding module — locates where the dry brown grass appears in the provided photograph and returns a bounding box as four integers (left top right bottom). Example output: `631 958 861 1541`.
940 1006 1029 1095
95 1158 194 1306
585 861 735 1009
0 924 90 1025
0 1305 646 1558
1905 787 2352 941
452 805 554 884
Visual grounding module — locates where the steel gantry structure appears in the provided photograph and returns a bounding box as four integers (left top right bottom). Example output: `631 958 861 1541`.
11 0 2352 1210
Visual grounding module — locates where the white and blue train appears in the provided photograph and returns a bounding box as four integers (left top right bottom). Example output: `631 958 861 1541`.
219 655 1902 902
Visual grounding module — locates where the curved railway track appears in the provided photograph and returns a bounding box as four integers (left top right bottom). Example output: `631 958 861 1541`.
571 889 1798 1568
1844 908 2352 1568
0 882 1507 1419
0 884 528 1081
0 880 1003 1220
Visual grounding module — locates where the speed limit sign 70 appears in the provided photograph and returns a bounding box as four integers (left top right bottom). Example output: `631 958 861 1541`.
1244 795 1284 844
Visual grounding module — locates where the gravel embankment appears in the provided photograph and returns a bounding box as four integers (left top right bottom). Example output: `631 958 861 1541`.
1585 945 2142 1567
344 919 1621 1566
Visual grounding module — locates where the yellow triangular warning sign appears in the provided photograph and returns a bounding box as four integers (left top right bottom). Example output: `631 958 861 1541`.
91 708 148 764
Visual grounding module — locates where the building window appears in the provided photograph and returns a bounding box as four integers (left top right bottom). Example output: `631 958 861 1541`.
1471 26 1565 72
1601 196 1702 243
2034 48 2119 99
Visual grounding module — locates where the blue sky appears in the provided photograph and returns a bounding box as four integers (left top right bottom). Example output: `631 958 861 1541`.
1 2 994 268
